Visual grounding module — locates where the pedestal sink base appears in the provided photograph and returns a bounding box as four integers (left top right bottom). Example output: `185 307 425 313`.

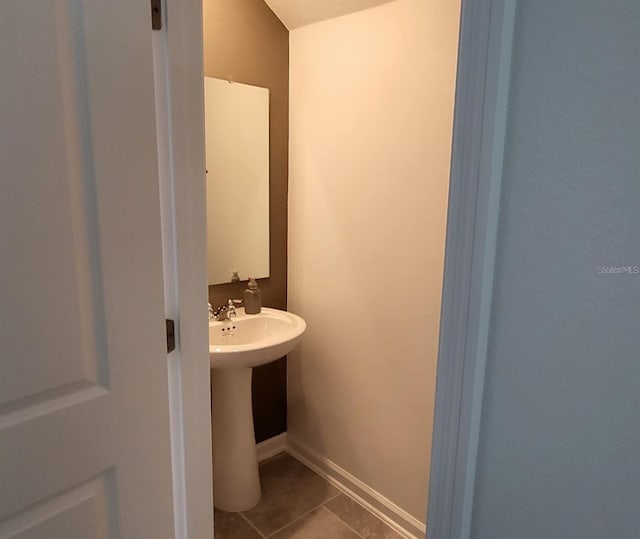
209 308 306 511
211 368 261 512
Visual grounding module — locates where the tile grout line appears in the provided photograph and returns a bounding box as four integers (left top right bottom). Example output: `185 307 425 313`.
324 491 343 505
238 511 268 539
324 493 405 539
290 452 410 539
262 492 343 538
322 501 366 539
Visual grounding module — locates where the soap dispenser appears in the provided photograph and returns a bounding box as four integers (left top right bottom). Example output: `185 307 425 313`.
243 277 262 314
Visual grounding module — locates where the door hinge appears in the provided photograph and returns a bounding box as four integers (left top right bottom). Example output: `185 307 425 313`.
166 319 175 353
151 0 162 30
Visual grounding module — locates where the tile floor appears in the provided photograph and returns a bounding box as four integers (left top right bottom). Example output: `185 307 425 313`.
214 453 403 539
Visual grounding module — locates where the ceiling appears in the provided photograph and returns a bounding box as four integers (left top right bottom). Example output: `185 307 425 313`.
263 0 396 30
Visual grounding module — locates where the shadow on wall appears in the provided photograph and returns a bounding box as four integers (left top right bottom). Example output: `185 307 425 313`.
264 0 399 30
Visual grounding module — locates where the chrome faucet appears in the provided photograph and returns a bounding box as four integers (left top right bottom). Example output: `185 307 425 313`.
210 299 242 321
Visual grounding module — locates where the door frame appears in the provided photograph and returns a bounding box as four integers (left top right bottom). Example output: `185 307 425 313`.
158 1 213 538
426 1 515 538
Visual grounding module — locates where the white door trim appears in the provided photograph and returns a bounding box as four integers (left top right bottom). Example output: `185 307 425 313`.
426 1 516 538
157 1 213 538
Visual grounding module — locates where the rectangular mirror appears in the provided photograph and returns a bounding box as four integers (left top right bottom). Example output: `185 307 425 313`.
205 77 270 285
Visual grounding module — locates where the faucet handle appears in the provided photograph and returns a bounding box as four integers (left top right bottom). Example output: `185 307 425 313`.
226 298 242 318
212 304 230 321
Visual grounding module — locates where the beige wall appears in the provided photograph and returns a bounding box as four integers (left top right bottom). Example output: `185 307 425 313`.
203 0 289 442
287 0 460 524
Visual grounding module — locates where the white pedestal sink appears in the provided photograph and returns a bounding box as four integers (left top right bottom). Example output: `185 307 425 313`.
209 307 306 512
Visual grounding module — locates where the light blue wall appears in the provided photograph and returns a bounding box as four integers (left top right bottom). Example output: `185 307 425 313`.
471 2 640 538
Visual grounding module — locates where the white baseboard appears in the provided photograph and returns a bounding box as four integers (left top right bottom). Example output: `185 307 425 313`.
256 432 288 462
287 435 426 539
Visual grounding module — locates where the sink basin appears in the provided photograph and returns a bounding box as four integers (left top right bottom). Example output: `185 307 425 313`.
209 307 306 369
209 307 306 512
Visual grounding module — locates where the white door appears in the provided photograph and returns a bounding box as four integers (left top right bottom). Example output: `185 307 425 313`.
0 1 175 537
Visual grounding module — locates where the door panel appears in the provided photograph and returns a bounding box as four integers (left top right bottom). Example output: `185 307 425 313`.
0 0 174 537
1 474 115 539
1 0 107 409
